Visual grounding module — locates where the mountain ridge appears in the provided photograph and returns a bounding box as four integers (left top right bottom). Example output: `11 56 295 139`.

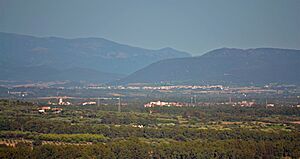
118 48 300 85
0 32 190 82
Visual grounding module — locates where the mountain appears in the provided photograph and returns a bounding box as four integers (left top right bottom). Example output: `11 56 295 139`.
118 48 300 85
0 66 124 83
0 32 190 82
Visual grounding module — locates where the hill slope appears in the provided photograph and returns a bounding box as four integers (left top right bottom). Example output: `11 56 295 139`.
119 48 300 85
0 32 190 82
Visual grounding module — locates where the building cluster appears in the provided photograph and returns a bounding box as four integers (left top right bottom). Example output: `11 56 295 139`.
86 85 225 90
48 98 72 106
234 101 256 107
38 106 63 114
131 124 144 128
230 100 277 108
142 85 224 90
7 91 28 97
144 101 184 107
58 98 71 105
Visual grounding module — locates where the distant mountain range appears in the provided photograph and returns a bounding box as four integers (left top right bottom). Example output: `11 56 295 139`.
0 32 190 82
1 32 299 85
118 48 300 85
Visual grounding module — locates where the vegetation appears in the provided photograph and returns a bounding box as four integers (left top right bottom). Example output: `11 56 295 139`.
0 99 299 158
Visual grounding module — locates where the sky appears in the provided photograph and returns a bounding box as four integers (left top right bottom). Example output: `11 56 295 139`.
0 0 299 55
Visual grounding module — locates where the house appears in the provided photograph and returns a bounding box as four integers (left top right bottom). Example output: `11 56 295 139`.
40 106 51 110
38 106 51 113
38 109 45 113
266 103 275 107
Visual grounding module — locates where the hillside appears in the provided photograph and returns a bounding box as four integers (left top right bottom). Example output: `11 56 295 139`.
118 48 300 85
0 32 190 82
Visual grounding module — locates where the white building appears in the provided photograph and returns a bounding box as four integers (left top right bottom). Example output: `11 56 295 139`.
82 101 97 106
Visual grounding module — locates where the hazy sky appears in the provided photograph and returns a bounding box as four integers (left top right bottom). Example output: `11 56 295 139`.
0 0 299 55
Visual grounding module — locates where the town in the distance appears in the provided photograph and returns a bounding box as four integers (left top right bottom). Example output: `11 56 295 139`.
1 78 300 158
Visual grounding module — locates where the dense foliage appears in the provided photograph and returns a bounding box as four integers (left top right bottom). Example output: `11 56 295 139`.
1 138 300 159
0 99 299 158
